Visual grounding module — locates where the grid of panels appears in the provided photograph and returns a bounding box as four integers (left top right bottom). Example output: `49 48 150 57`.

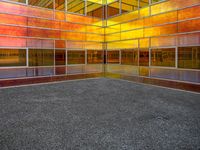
0 0 104 79
105 0 200 83
0 0 199 84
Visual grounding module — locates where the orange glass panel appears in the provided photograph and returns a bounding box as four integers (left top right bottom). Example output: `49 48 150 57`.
27 39 54 48
28 28 60 38
0 13 27 26
139 38 149 48
144 24 177 37
0 25 27 36
27 5 54 19
55 11 65 21
107 40 138 49
0 2 28 16
66 41 85 49
85 42 102 50
55 40 66 48
86 34 104 42
66 13 101 25
151 36 177 47
144 11 177 27
28 18 60 29
178 33 200 46
178 19 200 33
0 36 26 47
62 32 85 41
60 22 86 32
121 29 143 40
178 5 200 21
0 2 54 19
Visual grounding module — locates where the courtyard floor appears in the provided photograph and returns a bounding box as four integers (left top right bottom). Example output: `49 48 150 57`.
0 78 200 150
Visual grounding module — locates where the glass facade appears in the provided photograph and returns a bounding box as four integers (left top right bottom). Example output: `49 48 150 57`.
0 0 199 85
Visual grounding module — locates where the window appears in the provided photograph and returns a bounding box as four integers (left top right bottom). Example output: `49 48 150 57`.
107 50 120 64
107 0 120 18
178 46 200 69
87 50 103 64
67 50 85 64
29 0 53 9
67 0 85 15
29 49 54 66
121 49 138 65
151 48 175 67
87 1 105 19
139 49 149 66
121 0 139 13
0 49 26 67
55 0 65 11
55 50 66 65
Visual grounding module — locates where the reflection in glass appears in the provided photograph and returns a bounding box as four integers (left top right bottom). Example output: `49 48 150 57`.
178 46 200 69
87 50 103 64
0 49 26 67
67 50 85 64
55 50 66 65
121 49 138 65
107 50 120 64
139 49 149 66
29 49 54 66
151 48 175 67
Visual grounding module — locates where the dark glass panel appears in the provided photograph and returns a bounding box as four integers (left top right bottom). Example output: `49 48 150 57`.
67 50 85 64
55 50 66 65
87 50 103 64
107 51 120 64
29 49 54 66
151 48 175 67
178 46 200 69
0 49 26 67
121 49 138 65
139 49 149 66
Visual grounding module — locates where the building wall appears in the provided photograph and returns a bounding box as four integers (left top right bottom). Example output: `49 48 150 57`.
105 0 200 84
0 0 104 80
0 0 199 86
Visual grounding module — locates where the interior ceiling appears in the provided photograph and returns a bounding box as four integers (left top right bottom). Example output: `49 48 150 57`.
29 0 150 14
